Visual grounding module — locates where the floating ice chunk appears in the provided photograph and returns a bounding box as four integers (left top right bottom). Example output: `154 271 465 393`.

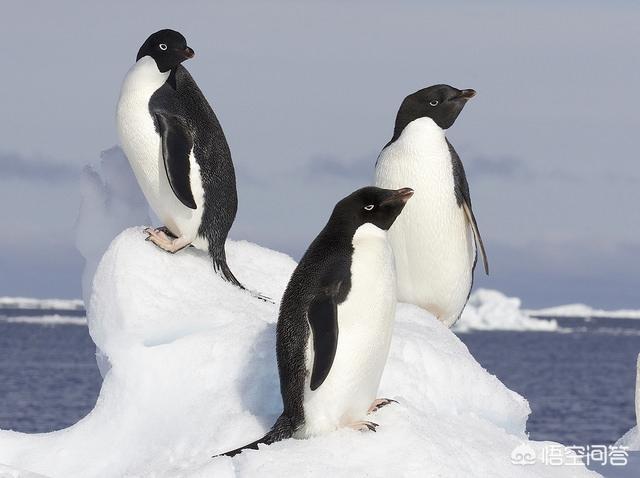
1 315 86 326
527 304 640 320
455 289 558 332
0 298 84 311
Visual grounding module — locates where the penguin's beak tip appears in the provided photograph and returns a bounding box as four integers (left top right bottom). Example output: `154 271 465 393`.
395 187 414 203
184 47 195 59
458 89 476 100
383 188 414 205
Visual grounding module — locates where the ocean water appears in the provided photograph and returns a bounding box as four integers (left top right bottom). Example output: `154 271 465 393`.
0 310 638 448
460 317 640 446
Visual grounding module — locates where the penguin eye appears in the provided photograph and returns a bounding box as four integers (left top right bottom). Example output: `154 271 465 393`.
159 43 168 51
429 100 439 107
364 205 375 211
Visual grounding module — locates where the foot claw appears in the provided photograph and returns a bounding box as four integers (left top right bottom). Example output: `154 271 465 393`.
368 398 398 414
348 421 379 433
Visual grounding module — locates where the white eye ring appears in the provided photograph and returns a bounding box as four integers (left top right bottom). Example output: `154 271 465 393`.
364 205 375 211
159 43 168 51
429 100 439 106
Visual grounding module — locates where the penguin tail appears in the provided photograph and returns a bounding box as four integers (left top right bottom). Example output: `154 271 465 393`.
212 255 245 289
212 254 274 303
214 414 294 458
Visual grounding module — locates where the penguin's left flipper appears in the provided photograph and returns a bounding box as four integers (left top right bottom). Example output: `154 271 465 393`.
307 282 341 391
155 113 197 210
448 139 489 275
462 201 489 275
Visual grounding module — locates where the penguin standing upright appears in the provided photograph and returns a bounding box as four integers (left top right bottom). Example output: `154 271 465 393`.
116 29 250 292
375 84 488 327
217 186 414 456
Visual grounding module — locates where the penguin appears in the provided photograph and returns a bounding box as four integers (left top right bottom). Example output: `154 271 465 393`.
116 29 252 293
216 186 414 457
375 84 488 328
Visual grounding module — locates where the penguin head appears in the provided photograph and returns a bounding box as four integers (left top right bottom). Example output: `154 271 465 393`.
395 84 476 131
332 186 414 233
136 29 195 72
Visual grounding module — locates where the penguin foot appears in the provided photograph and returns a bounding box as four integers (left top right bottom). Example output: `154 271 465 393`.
155 226 177 239
348 421 379 432
144 228 190 253
368 398 398 414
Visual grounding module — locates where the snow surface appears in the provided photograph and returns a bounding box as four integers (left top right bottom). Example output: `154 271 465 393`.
0 298 83 311
455 289 558 332
0 228 599 477
527 304 640 320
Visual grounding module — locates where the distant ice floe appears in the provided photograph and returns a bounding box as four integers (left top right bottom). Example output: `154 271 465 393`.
454 289 558 333
526 304 640 320
0 315 86 326
0 297 84 311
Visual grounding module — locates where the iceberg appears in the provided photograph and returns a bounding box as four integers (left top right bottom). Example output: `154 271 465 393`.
0 229 599 477
455 289 558 332
0 149 598 477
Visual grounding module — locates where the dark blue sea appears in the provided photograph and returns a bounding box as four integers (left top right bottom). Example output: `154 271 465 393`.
0 309 638 449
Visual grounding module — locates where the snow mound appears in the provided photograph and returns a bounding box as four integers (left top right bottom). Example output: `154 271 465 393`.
527 303 640 320
0 298 83 311
75 145 151 375
75 146 151 307
454 289 558 332
0 229 598 477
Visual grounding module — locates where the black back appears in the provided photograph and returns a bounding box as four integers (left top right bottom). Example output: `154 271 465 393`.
148 65 238 260
276 187 412 430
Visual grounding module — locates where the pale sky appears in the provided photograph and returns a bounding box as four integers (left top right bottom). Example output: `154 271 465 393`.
0 0 638 308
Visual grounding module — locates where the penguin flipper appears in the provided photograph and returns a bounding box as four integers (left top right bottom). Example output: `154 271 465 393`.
462 200 489 275
448 139 489 275
155 113 197 210
307 284 340 391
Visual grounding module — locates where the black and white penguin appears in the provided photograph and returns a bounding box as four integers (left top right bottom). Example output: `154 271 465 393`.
217 186 414 457
375 84 488 327
116 29 248 291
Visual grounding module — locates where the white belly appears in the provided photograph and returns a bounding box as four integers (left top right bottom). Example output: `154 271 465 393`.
375 117 475 326
116 57 206 248
299 224 396 437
